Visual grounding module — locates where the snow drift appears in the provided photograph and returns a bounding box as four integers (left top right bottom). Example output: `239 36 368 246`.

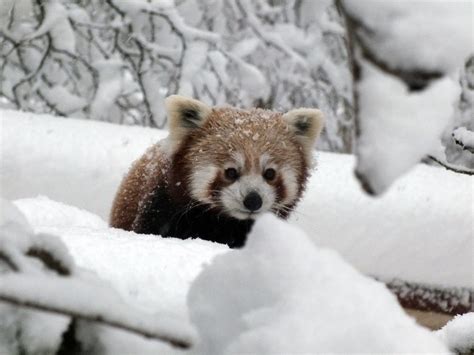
188 214 448 354
1 198 452 353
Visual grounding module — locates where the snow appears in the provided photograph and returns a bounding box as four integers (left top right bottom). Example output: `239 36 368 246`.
0 109 165 218
436 312 474 353
0 199 196 353
25 0 76 53
188 214 448 354
453 127 474 150
0 272 196 347
3 197 452 353
90 58 125 121
294 151 473 288
14 196 106 230
2 109 472 289
343 0 473 73
354 62 460 194
39 85 88 114
1 108 471 352
11 197 225 317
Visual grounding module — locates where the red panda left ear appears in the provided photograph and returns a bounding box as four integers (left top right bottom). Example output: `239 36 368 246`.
165 95 212 143
282 108 325 155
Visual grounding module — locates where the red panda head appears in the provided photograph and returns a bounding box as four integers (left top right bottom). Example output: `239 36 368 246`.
165 95 324 220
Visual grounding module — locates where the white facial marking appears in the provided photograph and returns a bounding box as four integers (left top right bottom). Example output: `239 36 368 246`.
280 165 299 205
190 165 218 203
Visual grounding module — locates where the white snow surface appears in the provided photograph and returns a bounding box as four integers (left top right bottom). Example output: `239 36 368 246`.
437 312 474 353
355 62 460 194
0 109 166 218
2 109 472 288
13 197 226 317
343 0 473 73
188 214 448 354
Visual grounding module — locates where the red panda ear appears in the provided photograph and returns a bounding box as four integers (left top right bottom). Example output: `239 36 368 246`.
165 95 212 142
282 108 325 155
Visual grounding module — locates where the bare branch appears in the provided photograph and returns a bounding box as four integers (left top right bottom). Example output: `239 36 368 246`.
428 155 474 176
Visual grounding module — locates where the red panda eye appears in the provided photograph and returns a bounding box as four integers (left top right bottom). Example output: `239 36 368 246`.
263 168 276 181
225 168 239 181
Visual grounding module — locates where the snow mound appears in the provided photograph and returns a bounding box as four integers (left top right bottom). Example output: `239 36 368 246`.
437 312 474 354
188 214 448 354
0 109 165 219
14 196 106 230
14 196 226 315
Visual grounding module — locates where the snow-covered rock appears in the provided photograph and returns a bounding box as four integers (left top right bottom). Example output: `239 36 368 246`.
188 214 448 354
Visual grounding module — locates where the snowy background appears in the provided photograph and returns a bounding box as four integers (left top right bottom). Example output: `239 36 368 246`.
1 0 473 354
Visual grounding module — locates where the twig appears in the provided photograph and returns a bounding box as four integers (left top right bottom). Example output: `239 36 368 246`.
428 155 474 176
0 291 192 349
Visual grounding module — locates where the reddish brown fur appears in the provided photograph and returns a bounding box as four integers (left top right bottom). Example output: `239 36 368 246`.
110 144 170 230
110 106 311 230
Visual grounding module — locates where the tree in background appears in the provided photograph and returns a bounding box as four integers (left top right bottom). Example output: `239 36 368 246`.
0 0 355 153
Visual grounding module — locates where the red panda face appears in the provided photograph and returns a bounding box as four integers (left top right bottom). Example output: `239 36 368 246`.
165 96 324 220
189 150 301 220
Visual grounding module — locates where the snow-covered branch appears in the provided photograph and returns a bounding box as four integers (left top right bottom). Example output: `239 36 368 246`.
0 275 194 349
453 127 474 154
0 200 195 352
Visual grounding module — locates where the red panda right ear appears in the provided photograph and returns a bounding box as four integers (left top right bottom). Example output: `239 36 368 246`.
165 95 212 143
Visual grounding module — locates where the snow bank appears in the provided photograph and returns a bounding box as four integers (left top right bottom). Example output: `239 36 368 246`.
2 109 472 289
294 151 473 289
188 214 448 354
0 109 165 219
343 0 473 73
3 198 458 353
13 197 226 316
14 196 106 230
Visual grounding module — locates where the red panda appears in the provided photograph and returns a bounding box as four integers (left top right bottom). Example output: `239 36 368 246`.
110 95 324 247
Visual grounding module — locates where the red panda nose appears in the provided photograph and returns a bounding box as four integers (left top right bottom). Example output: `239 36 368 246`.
243 191 263 212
